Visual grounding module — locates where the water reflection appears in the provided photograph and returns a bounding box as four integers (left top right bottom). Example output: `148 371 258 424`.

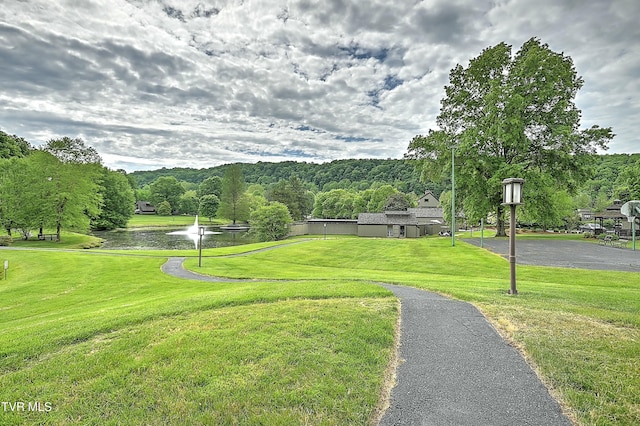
93 227 255 250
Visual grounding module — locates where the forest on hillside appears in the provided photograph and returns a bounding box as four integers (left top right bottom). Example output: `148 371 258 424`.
130 158 442 195
131 154 640 205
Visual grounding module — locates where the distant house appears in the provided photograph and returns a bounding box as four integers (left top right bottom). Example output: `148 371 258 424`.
416 190 440 208
577 208 593 221
358 211 420 238
135 201 156 215
356 191 446 238
289 191 446 238
409 190 445 235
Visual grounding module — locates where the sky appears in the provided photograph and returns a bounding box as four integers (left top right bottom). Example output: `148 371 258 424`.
1 0 638 172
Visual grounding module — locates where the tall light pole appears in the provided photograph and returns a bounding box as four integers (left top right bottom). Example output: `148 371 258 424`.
198 226 205 267
451 146 455 247
502 178 525 295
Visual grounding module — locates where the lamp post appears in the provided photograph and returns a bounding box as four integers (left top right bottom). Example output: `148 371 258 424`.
502 178 525 295
198 226 205 267
324 223 327 240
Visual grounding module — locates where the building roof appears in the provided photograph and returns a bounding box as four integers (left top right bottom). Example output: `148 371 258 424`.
135 201 156 212
417 190 440 208
307 218 358 223
408 207 444 219
594 200 626 220
358 212 418 225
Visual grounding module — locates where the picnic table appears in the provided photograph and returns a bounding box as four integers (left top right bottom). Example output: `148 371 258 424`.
599 235 630 248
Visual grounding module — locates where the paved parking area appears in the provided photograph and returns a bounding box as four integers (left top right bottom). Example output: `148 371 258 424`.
464 238 640 272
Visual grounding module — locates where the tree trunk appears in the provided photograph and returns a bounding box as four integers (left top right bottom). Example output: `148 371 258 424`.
496 204 507 237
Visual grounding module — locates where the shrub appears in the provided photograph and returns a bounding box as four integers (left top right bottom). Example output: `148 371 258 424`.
0 236 13 246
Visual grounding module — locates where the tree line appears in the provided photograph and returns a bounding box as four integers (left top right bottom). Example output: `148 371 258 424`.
0 132 135 241
131 158 438 195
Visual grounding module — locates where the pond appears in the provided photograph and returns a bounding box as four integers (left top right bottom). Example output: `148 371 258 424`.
93 227 256 250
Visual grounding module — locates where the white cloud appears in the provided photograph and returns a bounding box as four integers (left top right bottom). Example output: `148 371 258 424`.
0 0 638 171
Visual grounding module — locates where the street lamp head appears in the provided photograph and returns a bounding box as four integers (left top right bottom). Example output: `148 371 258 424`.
199 226 206 236
502 178 525 205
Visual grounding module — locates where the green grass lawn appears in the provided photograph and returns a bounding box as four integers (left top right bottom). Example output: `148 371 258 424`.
1 236 638 424
0 248 394 425
186 237 640 425
9 231 104 249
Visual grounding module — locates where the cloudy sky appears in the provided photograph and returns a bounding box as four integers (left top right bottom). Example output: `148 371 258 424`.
1 0 638 171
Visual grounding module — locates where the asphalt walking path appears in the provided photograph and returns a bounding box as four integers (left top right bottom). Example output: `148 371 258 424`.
161 249 573 425
378 283 570 426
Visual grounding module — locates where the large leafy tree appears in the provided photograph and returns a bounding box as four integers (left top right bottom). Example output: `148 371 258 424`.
219 164 250 224
149 176 185 213
92 168 135 230
197 176 223 198
41 137 102 164
267 176 313 221
312 189 356 219
0 157 39 237
0 151 101 240
407 38 614 235
0 130 31 158
40 138 103 239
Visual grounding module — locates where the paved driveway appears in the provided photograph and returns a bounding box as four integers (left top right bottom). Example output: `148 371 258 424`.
464 238 640 272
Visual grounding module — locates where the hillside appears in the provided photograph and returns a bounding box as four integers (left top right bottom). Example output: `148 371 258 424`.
130 158 441 195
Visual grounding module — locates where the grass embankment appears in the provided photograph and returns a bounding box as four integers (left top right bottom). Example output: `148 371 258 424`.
9 231 104 249
0 248 395 425
186 237 640 425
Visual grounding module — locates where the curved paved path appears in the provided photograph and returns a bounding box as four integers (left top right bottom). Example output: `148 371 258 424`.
378 284 570 426
161 253 571 425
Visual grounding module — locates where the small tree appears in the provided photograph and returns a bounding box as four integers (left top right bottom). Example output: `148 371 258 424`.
250 202 292 241
177 190 199 215
383 193 412 211
219 164 249 224
199 194 220 222
156 201 172 216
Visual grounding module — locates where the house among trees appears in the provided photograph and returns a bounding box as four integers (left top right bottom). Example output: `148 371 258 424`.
577 208 594 221
357 211 420 238
135 201 157 215
409 190 445 235
357 191 445 238
291 191 446 239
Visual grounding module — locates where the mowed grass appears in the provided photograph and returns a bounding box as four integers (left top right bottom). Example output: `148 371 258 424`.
2 236 638 425
186 237 640 425
0 249 395 425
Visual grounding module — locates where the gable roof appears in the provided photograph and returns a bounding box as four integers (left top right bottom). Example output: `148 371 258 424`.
358 212 418 225
417 190 439 208
408 207 444 218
